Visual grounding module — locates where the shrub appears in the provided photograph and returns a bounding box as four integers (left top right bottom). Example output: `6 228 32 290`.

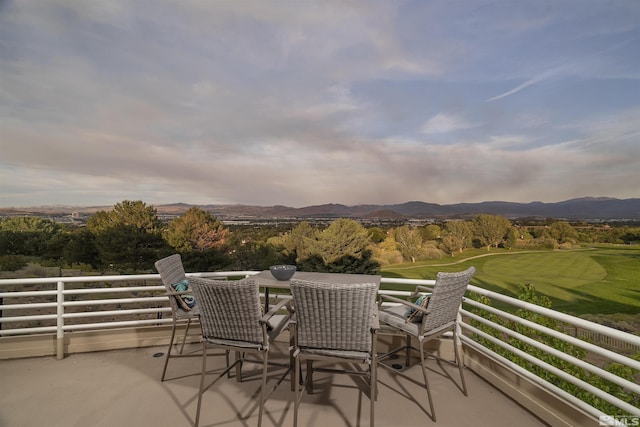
0 255 28 271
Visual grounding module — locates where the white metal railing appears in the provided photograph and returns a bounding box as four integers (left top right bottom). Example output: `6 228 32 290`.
460 285 640 423
380 277 640 423
1 273 639 423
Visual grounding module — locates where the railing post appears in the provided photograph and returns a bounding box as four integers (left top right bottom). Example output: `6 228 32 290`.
56 281 65 360
0 289 4 331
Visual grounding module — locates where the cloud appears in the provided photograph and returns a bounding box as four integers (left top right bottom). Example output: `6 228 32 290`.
420 113 477 134
0 1 639 208
485 65 570 102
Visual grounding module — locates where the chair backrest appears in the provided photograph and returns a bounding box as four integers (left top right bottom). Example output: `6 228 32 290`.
155 254 189 314
290 279 379 353
155 254 187 288
189 278 265 345
422 266 475 333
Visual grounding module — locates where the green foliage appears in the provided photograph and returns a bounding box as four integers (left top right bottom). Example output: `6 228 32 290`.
393 225 423 262
87 200 169 272
440 220 472 256
0 255 28 271
275 219 379 274
370 235 403 266
164 207 228 252
466 284 639 416
227 240 290 271
420 224 441 241
367 227 386 243
181 249 232 272
63 229 100 268
548 221 579 244
275 221 317 261
503 227 518 249
0 217 63 256
0 217 61 234
297 249 380 274
313 219 371 264
472 214 511 250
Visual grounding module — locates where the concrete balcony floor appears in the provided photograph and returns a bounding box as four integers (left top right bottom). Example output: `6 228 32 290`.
0 342 547 427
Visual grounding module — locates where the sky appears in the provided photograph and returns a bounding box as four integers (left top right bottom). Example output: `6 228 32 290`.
1 0 639 209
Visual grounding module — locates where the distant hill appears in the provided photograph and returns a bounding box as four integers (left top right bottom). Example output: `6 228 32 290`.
165 197 640 220
2 197 639 220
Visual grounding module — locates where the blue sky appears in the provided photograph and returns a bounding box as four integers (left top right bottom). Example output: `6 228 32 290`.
1 0 639 208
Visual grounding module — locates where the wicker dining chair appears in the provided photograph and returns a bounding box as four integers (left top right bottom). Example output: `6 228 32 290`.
189 277 293 427
154 254 205 381
289 279 379 427
377 266 475 422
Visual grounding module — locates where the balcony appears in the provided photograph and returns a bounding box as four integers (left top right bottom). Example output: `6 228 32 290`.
1 272 639 426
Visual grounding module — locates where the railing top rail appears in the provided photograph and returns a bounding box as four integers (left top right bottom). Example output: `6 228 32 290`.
0 271 257 286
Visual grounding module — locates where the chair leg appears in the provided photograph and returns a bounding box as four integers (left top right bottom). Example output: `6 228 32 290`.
405 334 412 367
453 328 468 396
258 351 268 427
290 328 296 391
294 355 301 427
161 319 178 381
195 343 208 427
235 351 243 382
419 343 436 422
179 318 192 354
371 335 377 427
305 360 313 394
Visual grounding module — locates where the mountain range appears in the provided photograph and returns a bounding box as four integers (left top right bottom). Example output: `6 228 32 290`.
3 197 639 220
162 197 640 220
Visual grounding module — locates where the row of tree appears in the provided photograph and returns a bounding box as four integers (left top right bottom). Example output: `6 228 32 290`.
1 200 639 274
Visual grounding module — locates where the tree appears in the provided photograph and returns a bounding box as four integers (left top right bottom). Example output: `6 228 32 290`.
472 214 511 250
393 225 423 263
87 200 168 271
370 235 404 265
165 207 228 252
229 240 292 271
367 227 386 243
0 217 62 256
63 229 100 267
548 221 578 244
503 227 519 250
274 219 378 273
0 217 60 235
440 221 472 256
420 224 442 241
268 221 317 262
311 219 371 264
87 201 163 235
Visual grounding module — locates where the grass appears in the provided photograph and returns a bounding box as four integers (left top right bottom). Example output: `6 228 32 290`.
381 245 640 316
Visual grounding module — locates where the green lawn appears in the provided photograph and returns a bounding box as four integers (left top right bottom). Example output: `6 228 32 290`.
381 245 640 315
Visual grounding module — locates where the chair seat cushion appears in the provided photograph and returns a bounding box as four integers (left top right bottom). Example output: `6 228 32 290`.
379 305 420 336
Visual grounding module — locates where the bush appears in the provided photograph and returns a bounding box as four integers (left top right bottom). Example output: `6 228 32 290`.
0 255 28 271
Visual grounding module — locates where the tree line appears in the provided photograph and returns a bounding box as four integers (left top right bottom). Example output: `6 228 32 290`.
1 200 639 275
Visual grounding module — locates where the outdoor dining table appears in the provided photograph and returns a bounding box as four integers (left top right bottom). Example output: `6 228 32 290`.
252 270 382 310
